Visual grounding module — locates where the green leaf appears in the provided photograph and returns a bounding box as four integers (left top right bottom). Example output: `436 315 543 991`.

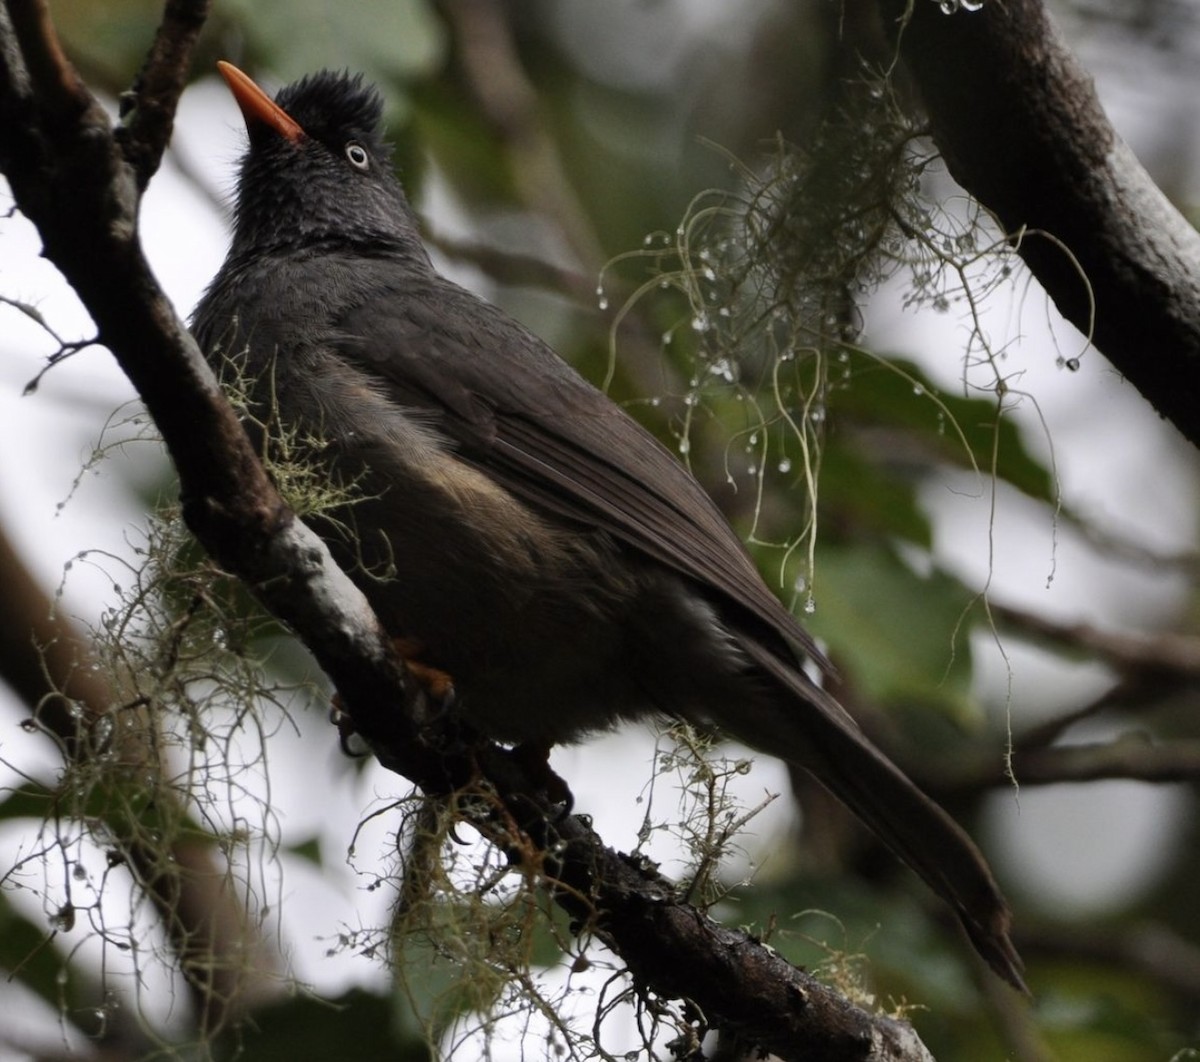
833 352 1056 505
223 0 447 113
222 988 422 1061
0 896 65 1013
817 440 932 548
804 540 978 724
0 781 55 822
285 836 323 867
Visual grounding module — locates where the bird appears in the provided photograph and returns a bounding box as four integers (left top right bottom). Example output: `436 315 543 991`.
193 61 1024 990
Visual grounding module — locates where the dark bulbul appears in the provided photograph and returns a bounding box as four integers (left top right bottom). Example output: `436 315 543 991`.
193 63 1024 990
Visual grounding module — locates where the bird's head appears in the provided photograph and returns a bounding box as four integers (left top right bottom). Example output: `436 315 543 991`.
217 63 425 259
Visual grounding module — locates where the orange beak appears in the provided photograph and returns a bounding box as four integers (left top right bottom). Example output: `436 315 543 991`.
217 61 305 143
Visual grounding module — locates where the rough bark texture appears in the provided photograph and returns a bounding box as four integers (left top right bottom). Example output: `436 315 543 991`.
477 748 936 1062
883 0 1200 447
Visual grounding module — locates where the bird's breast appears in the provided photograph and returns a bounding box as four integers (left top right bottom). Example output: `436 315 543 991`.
268 348 652 742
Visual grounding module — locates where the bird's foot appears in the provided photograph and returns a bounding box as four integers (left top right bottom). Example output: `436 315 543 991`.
393 636 457 710
328 638 456 757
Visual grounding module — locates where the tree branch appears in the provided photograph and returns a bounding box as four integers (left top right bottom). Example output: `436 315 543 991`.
881 0 1200 449
439 0 606 270
1012 736 1200 785
929 728 1200 792
4 0 85 119
476 751 936 1062
114 0 212 189
1016 921 1200 1004
994 601 1200 681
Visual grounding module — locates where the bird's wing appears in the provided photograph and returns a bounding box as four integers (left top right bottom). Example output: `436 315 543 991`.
334 276 823 666
337 279 1030 993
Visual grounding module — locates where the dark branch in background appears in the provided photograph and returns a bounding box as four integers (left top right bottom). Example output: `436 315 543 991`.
922 599 1200 793
0 4 935 1058
439 0 605 271
988 601 1200 784
1065 515 1200 582
1017 921 1200 1004
936 736 1200 793
424 231 595 304
880 0 1200 449
114 0 212 189
995 601 1200 679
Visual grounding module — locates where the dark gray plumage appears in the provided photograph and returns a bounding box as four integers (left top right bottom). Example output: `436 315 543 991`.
193 63 1024 989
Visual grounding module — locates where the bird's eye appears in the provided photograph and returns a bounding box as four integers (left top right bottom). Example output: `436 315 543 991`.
345 142 370 171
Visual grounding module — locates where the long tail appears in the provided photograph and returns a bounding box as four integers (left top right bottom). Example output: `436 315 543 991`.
728 638 1026 991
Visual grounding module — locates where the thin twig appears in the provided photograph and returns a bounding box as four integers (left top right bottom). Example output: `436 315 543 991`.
115 0 212 189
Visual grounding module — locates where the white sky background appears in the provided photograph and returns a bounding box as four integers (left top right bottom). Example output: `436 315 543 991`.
1 0 1198 1051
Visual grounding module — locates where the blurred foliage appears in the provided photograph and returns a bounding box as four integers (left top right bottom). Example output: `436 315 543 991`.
221 987 426 1062
218 0 445 94
3 0 1200 1060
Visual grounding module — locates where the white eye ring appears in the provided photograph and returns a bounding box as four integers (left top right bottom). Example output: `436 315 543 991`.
345 142 370 170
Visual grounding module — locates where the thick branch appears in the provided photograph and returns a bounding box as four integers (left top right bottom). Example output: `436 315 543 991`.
881 0 1200 448
477 749 934 1062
